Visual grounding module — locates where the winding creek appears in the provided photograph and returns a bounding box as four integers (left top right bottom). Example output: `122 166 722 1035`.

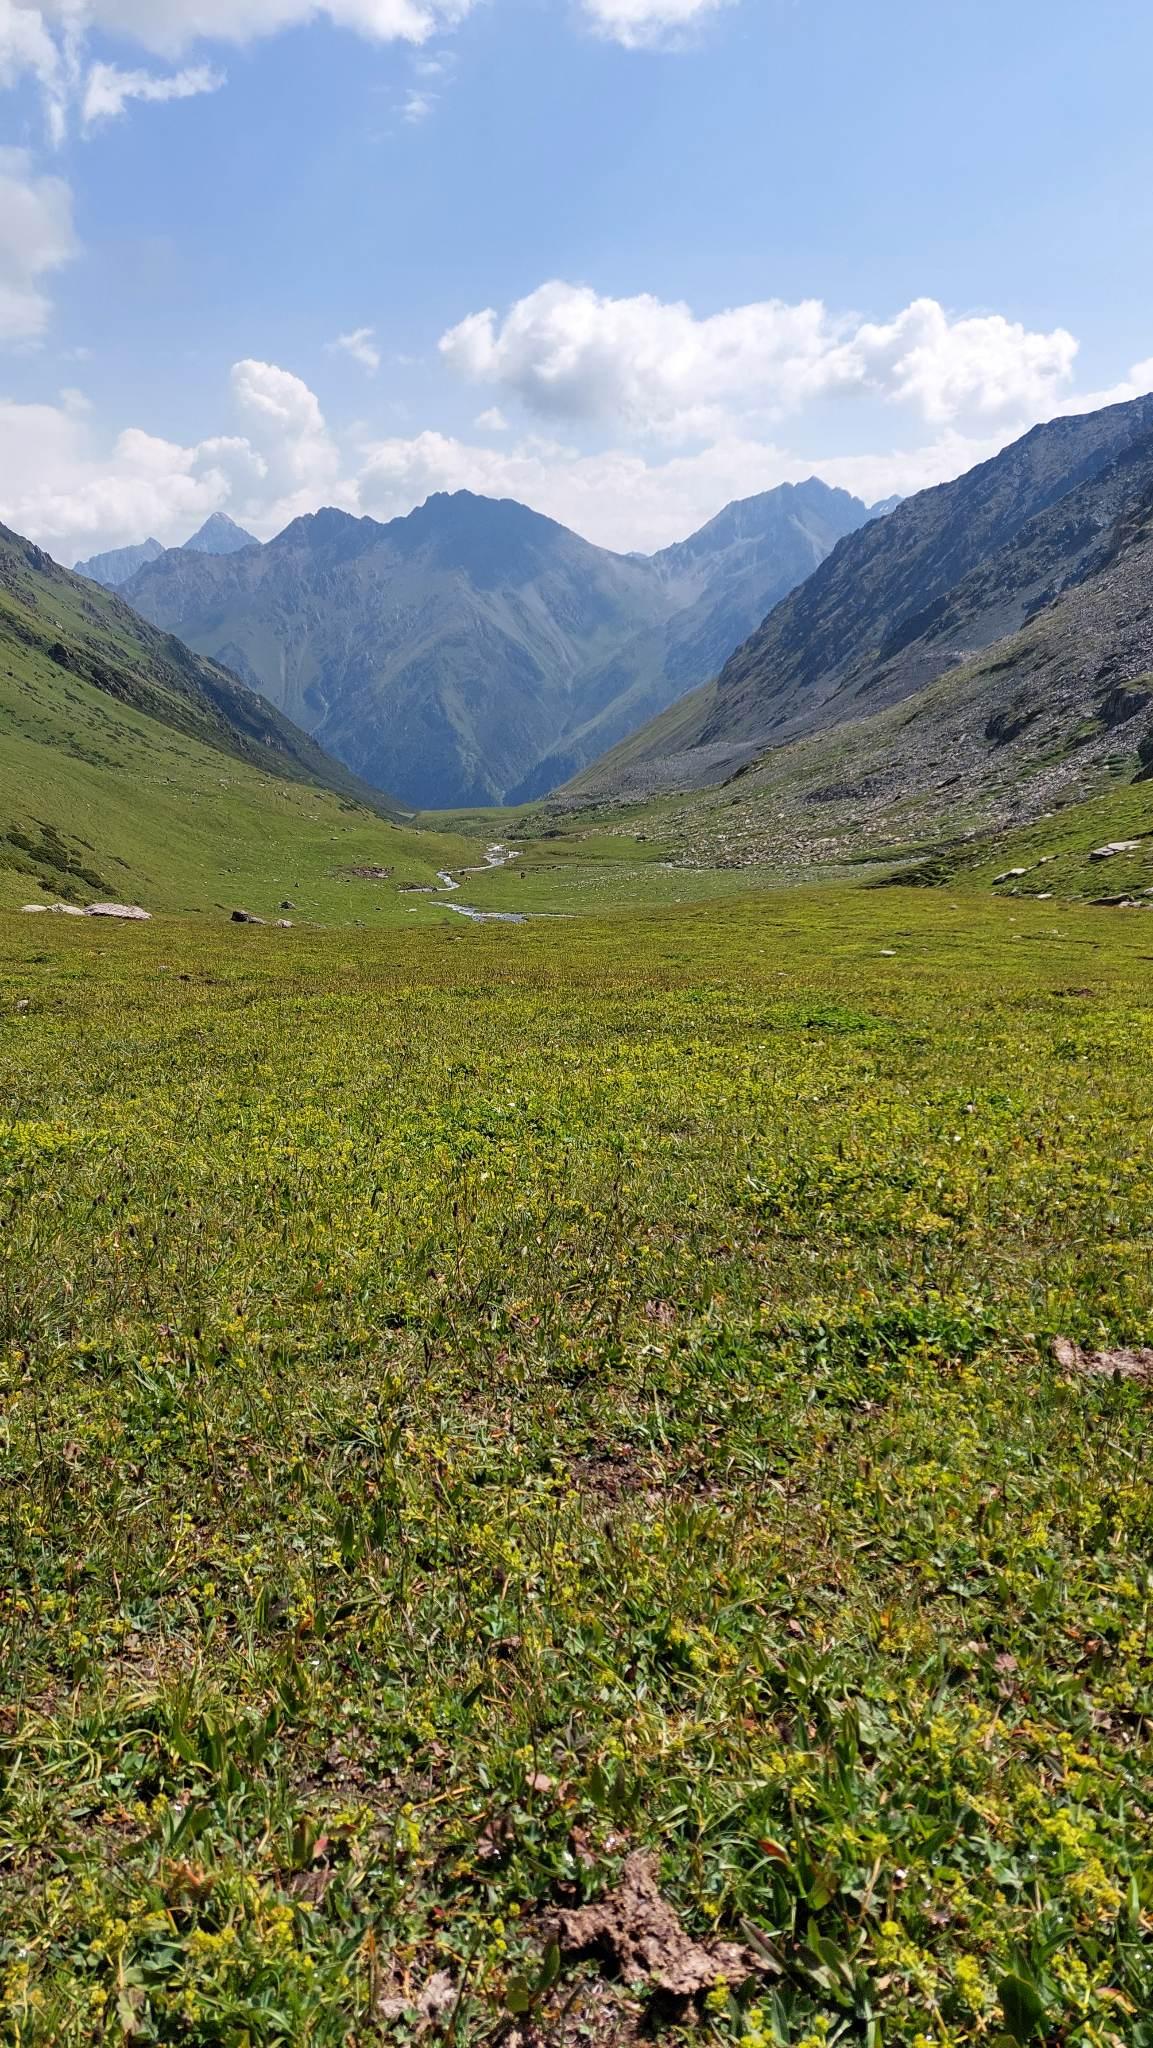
429 845 529 924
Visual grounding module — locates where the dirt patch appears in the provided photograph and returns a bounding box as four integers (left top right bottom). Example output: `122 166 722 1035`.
552 1851 756 2010
1053 1336 1153 1383
566 1452 659 1504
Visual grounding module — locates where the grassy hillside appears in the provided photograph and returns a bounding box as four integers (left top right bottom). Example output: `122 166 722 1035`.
1 887 1150 2045
1 525 406 818
0 525 473 921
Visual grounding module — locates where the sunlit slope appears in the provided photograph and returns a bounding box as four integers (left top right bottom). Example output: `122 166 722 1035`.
0 527 467 920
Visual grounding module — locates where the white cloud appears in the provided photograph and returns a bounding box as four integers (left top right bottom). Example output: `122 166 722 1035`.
401 86 434 120
35 0 469 57
229 356 347 526
0 401 239 554
353 423 1024 552
1 0 470 138
0 357 346 559
580 0 731 50
329 325 381 373
0 0 65 137
4 348 1151 569
0 146 75 342
475 406 509 432
441 282 1080 438
82 58 224 125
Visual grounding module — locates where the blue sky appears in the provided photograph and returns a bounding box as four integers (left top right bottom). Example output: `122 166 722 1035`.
1 0 1151 560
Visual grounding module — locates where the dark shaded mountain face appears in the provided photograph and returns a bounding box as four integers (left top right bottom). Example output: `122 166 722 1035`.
122 482 868 808
74 537 164 588
0 521 404 817
577 392 1153 796
184 513 260 556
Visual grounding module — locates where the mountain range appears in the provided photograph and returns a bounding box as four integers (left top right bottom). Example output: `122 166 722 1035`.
577 392 1153 798
42 390 1153 853
75 513 258 588
116 480 872 808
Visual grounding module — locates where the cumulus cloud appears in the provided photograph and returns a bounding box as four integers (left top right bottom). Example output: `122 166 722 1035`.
580 0 731 49
0 357 346 559
353 423 1024 552
0 146 75 341
328 326 381 373
440 282 1080 438
4 348 1151 567
82 58 224 125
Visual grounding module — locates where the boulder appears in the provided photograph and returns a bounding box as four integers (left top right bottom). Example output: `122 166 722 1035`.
992 868 1027 883
230 910 266 924
1089 840 1141 860
85 903 151 920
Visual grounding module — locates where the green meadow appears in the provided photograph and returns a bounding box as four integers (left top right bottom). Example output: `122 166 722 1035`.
1 879 1150 2045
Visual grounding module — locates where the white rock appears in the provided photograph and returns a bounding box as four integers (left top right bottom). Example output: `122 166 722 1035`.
20 904 48 913
992 868 1027 883
1089 841 1140 860
85 903 151 920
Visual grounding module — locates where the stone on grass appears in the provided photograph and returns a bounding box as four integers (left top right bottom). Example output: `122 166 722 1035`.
85 903 151 920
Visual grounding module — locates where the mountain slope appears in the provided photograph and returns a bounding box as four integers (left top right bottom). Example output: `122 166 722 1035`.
580 393 1153 796
122 494 671 808
576 477 1153 874
75 514 259 589
184 512 259 556
122 481 868 808
0 522 452 917
507 480 868 801
0 524 404 815
74 537 164 588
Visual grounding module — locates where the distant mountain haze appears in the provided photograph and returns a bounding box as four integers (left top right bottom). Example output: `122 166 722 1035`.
120 480 870 808
73 537 165 588
75 513 260 589
182 513 261 557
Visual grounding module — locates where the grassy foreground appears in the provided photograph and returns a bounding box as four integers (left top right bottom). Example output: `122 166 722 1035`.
0 887 1151 2046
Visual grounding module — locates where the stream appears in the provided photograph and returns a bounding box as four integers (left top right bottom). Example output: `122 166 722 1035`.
427 845 529 924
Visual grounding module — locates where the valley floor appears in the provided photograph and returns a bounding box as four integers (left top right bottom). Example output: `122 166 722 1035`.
1 883 1151 2045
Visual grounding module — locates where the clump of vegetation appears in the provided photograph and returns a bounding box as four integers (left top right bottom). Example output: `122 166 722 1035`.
0 886 1150 2045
